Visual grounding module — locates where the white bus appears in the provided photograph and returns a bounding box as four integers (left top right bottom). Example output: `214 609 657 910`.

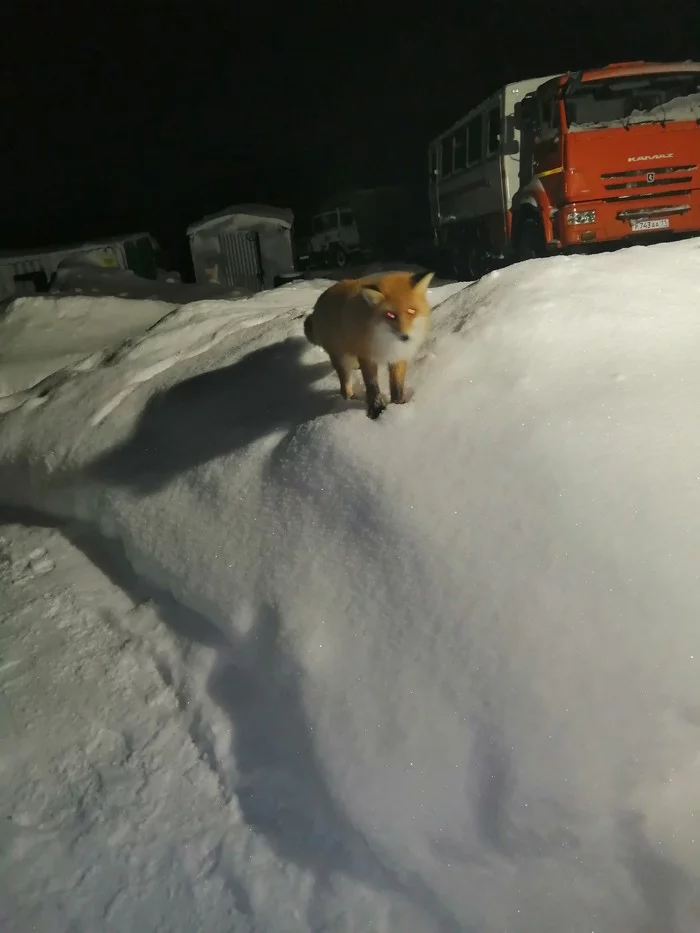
428 74 559 278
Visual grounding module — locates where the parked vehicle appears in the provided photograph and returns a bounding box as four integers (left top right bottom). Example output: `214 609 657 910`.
309 186 427 269
429 61 700 277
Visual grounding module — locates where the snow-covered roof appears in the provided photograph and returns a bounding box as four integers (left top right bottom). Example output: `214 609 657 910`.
0 232 152 262
187 203 293 236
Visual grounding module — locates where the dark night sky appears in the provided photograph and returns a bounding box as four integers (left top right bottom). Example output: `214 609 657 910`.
3 0 699 253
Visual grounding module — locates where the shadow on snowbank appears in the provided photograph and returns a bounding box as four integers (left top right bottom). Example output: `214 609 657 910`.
86 335 356 495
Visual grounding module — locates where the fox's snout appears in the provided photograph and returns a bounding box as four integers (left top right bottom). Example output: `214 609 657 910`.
384 313 418 341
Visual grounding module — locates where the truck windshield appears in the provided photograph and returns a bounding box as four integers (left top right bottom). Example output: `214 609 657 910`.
564 71 700 131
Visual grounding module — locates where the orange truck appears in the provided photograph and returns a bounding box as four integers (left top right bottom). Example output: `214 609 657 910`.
428 61 700 278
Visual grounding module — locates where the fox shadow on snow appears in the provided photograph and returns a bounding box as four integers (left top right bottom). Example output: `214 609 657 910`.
87 335 362 495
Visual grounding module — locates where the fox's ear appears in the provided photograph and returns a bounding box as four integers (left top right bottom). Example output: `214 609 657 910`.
361 284 384 305
410 270 435 293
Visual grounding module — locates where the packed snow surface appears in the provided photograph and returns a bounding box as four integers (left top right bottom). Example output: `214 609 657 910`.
2 240 700 932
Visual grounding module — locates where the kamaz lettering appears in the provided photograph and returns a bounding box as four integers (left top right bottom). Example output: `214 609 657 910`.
628 153 674 162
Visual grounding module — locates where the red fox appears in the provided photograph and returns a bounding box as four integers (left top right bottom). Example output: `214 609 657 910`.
303 270 435 418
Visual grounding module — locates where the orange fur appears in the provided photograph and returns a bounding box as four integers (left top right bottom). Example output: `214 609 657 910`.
304 270 434 418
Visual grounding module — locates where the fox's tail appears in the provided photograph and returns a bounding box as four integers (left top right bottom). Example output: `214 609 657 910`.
303 314 316 345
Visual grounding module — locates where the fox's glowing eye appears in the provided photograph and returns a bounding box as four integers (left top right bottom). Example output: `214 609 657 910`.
386 310 396 319
407 308 416 315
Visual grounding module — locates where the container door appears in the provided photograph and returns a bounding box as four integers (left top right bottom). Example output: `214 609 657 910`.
220 230 264 291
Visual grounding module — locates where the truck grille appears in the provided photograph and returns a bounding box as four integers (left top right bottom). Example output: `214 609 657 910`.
601 164 696 180
604 188 692 203
605 175 693 191
601 164 697 202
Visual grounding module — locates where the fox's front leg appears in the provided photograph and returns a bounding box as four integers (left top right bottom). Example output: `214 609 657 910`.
329 354 354 400
359 358 388 419
388 361 408 404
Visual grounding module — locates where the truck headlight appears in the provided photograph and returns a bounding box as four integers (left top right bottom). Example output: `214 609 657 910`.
567 210 596 225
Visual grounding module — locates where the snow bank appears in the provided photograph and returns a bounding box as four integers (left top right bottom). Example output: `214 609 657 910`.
0 294 174 398
2 242 700 931
50 263 251 304
0 521 253 933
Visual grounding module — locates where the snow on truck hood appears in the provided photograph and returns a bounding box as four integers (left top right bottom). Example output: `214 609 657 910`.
2 242 700 931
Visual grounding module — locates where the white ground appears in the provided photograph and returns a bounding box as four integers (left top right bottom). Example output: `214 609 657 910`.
1 241 700 932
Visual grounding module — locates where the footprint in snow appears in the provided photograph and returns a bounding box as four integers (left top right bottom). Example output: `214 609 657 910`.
12 548 55 582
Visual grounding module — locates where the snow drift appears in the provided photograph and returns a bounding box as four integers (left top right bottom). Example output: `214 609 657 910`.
0 293 174 399
2 240 700 932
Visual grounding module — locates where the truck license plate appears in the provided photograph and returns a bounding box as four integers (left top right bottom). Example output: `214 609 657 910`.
631 218 670 232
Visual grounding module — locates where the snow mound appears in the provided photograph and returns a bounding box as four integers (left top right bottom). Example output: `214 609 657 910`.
2 242 700 931
0 294 175 399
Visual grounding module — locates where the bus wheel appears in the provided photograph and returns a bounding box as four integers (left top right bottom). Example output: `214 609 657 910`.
449 246 470 280
467 243 490 280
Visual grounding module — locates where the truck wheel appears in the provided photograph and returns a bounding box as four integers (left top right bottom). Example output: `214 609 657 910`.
515 215 546 261
333 246 348 268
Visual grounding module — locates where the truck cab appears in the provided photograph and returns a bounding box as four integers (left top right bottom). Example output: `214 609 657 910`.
512 61 700 257
309 207 362 268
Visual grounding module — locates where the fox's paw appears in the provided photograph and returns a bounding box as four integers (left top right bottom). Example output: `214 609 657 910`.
390 388 414 405
366 393 388 419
